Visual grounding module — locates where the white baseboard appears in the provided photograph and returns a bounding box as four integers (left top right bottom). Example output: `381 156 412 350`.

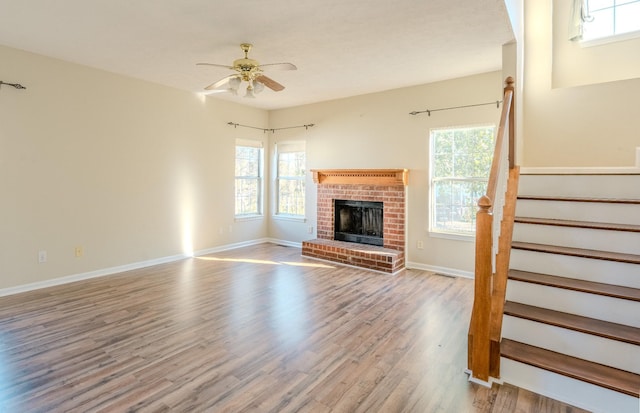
406 261 474 279
193 238 272 257
264 238 303 248
0 238 288 298
0 253 188 297
464 369 503 388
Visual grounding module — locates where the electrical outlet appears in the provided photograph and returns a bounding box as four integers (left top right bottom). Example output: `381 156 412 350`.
308 226 314 234
38 250 47 263
75 246 83 258
417 241 424 249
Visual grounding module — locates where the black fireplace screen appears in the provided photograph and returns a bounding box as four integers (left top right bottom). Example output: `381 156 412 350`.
334 200 383 246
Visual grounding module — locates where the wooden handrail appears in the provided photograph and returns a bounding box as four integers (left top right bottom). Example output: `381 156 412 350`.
468 77 518 385
486 80 514 206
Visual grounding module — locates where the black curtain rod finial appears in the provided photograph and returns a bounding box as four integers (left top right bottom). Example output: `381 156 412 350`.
0 81 26 90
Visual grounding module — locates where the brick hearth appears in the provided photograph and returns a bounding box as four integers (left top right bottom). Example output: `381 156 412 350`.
302 239 405 274
302 169 408 274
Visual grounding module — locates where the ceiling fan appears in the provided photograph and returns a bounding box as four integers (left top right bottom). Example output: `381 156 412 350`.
197 43 297 98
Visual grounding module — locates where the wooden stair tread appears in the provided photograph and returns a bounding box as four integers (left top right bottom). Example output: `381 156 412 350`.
515 216 640 233
504 301 640 345
501 339 640 397
508 269 640 301
517 195 640 204
511 241 640 264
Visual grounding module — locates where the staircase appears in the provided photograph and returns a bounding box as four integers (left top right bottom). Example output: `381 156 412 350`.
500 173 640 413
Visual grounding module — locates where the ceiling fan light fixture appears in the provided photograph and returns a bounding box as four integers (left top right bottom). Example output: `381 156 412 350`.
244 84 255 98
229 77 242 92
253 80 265 94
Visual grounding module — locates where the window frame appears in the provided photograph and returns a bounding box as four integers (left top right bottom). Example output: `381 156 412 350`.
234 139 264 219
428 124 496 240
274 141 306 220
580 0 640 46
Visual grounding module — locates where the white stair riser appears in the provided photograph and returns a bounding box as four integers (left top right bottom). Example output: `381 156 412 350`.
519 175 640 199
513 224 640 255
506 280 640 327
515 200 640 225
510 249 640 288
500 358 639 413
503 316 640 374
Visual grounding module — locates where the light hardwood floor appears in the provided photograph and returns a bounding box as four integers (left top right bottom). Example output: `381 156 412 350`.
0 243 588 412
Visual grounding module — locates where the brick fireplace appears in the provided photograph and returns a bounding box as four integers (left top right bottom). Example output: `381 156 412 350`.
302 169 408 274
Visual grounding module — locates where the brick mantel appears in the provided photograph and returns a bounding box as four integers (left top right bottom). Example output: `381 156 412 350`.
311 169 409 186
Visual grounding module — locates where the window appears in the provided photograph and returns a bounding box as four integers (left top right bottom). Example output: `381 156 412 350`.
430 126 495 237
235 139 263 217
582 0 640 42
275 141 306 217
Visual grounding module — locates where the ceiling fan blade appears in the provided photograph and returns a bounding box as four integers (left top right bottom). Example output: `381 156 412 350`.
205 75 239 90
255 75 285 92
258 62 297 71
196 63 234 70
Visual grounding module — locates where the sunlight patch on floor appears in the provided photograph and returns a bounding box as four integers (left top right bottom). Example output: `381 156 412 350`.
196 256 335 268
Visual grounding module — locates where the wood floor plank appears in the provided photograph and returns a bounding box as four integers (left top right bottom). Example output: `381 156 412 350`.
0 243 588 412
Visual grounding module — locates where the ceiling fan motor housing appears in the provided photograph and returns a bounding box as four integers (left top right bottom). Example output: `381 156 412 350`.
233 58 261 81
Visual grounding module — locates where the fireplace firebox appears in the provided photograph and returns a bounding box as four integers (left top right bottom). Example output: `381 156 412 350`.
334 200 384 246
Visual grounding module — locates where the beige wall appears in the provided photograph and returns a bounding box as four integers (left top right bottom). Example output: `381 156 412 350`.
522 0 640 167
0 45 268 290
269 71 505 275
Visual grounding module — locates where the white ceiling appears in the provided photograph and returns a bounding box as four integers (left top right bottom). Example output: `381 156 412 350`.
0 0 514 110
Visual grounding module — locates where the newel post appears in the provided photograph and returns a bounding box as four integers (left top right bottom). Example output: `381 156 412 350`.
504 76 515 169
469 195 493 383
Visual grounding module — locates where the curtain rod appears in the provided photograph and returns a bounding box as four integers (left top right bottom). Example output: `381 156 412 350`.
409 100 501 116
227 122 315 133
0 81 27 90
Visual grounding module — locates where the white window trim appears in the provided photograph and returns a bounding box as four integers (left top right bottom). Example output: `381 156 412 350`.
235 214 264 222
272 214 306 223
235 139 264 218
580 28 640 47
428 124 495 239
274 141 306 219
428 230 475 242
579 0 640 46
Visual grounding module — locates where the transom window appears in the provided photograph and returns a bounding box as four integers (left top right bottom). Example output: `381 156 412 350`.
275 141 306 217
582 0 640 42
235 139 263 217
429 126 495 237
